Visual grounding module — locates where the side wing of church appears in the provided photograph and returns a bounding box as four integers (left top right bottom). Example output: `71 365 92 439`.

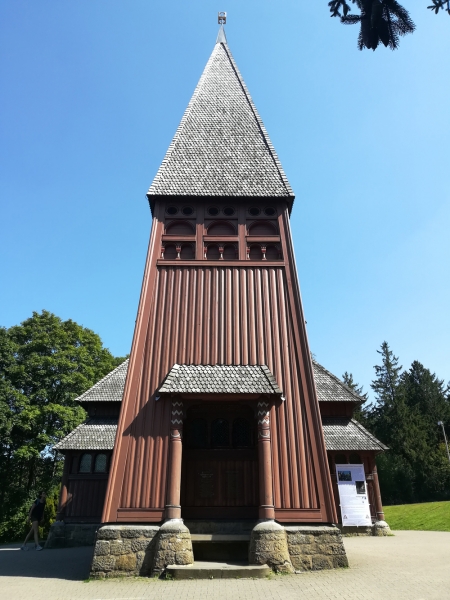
49 28 390 576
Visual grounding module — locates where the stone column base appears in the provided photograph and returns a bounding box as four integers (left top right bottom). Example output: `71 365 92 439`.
372 520 392 536
285 525 348 571
152 520 194 576
249 520 294 573
90 525 160 578
338 520 393 537
45 522 99 548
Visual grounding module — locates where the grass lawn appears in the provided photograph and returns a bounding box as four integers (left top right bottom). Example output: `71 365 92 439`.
384 501 450 532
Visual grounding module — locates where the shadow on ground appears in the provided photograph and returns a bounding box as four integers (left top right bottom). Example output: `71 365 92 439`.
0 544 93 580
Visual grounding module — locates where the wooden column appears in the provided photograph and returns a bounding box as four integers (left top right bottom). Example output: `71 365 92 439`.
370 456 384 521
165 400 184 520
370 457 385 521
257 400 275 520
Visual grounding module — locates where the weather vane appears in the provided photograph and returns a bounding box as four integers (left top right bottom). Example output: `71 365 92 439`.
218 12 227 25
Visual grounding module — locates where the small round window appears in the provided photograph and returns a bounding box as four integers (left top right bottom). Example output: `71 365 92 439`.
223 207 235 216
182 206 194 216
248 207 260 216
166 206 178 215
264 207 276 216
208 207 220 216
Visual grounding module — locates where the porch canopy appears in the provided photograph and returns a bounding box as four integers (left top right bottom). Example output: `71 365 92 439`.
157 364 284 401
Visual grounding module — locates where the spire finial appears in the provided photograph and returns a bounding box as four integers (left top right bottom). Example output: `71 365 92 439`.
218 11 227 25
216 12 227 45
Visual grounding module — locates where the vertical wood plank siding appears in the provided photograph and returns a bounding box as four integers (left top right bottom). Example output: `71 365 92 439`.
117 265 320 513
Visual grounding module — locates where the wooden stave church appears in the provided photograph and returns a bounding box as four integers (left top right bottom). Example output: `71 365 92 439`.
51 27 389 569
55 358 388 526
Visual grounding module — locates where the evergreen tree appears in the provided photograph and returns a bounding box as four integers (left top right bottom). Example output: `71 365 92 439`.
328 0 448 51
342 371 369 423
370 343 450 504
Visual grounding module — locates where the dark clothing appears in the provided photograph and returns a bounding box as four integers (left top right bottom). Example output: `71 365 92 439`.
30 499 45 522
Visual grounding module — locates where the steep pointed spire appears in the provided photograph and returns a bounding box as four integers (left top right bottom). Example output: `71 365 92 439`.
216 25 227 45
148 38 294 205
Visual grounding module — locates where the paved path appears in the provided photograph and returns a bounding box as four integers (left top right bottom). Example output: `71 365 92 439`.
1 531 449 599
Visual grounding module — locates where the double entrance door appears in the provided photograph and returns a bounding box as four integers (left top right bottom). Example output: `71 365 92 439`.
181 402 259 519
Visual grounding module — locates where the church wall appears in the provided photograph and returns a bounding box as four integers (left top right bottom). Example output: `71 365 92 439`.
103 203 336 523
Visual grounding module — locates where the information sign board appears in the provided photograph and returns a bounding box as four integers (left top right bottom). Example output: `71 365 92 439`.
335 464 372 527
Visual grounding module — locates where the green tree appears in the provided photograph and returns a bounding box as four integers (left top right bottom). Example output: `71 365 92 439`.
341 371 369 423
369 342 450 504
0 310 125 542
328 0 449 51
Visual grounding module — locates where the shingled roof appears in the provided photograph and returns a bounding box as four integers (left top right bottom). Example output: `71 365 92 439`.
72 359 365 404
147 32 294 206
158 364 283 396
54 418 118 451
312 360 366 404
75 360 128 404
322 418 388 452
54 417 387 452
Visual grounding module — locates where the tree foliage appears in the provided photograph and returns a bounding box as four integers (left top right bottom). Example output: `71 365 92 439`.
0 310 125 542
367 342 450 504
342 371 369 423
328 0 448 51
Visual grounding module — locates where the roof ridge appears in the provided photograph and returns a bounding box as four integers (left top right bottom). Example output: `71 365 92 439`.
220 44 294 199
75 359 129 404
350 418 389 451
312 359 366 404
148 44 221 197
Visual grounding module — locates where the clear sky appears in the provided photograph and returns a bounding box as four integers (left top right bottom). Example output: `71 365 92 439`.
1 1 449 400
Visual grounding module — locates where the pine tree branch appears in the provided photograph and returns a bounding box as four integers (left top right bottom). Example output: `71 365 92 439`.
328 0 446 52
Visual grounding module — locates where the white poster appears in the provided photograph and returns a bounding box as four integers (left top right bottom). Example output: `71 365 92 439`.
335 464 372 527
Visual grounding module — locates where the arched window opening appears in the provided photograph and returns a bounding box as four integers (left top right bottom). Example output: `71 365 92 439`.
349 453 362 464
207 221 235 236
79 453 92 473
232 419 252 447
187 418 208 449
207 245 220 260
94 453 108 473
265 245 281 260
211 419 230 447
180 244 195 260
334 453 347 465
249 245 262 260
166 220 195 235
164 245 177 260
248 221 278 235
223 244 237 260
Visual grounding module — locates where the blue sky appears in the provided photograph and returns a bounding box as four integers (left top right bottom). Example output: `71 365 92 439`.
1 1 449 399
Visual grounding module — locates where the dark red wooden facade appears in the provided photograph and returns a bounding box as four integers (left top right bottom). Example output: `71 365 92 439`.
102 196 337 524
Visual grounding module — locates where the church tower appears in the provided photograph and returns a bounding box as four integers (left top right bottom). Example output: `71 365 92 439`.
98 26 345 574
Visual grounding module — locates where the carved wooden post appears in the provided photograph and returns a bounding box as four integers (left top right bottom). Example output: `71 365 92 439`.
166 400 183 520
257 400 275 520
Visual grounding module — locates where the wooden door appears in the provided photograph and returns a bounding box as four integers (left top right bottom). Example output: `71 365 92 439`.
181 402 259 519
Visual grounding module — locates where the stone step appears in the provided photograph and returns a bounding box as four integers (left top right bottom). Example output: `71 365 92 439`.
190 534 250 542
166 561 270 580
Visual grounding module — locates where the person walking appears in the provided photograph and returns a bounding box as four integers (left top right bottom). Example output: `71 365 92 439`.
20 491 47 551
